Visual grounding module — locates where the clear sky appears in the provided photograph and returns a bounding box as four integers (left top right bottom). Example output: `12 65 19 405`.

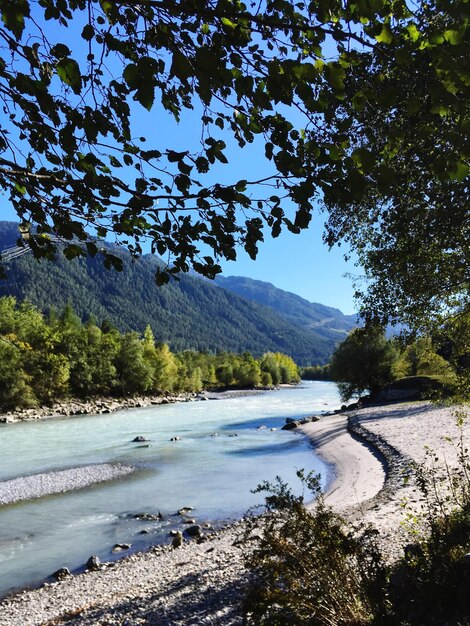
219 225 358 314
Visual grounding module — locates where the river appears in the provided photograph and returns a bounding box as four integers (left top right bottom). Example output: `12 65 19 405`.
0 381 341 597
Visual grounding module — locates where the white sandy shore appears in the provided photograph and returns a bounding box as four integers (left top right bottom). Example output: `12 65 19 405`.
0 401 468 625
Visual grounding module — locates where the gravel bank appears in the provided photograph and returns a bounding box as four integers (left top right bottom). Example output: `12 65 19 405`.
0 521 251 626
0 464 136 505
0 401 467 625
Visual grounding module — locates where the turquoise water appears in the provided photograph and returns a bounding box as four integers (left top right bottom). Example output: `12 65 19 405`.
0 381 341 597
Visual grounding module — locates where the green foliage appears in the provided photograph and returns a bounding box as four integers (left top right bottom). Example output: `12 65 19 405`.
234 353 262 388
301 364 330 381
329 327 399 401
389 413 470 624
0 337 35 408
0 296 301 409
116 332 154 395
215 363 234 387
0 0 467 330
393 337 456 381
244 472 389 626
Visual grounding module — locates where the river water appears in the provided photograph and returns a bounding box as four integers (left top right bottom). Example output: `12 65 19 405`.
0 381 341 597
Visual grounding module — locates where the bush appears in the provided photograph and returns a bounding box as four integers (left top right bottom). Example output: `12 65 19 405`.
389 412 470 625
244 417 470 626
243 472 389 626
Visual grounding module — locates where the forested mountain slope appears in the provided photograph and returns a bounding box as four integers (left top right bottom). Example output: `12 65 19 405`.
215 275 358 342
0 222 342 364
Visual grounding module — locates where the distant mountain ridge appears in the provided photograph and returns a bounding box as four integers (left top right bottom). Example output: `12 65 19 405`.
215 275 358 343
0 221 355 364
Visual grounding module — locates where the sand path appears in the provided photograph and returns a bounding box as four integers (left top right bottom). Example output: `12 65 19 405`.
299 413 386 511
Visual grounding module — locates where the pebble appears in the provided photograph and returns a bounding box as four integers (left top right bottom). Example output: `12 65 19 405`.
0 464 135 505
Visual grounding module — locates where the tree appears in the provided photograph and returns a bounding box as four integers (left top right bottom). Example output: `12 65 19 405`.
393 336 456 380
234 353 262 387
115 332 153 394
215 363 234 387
329 326 398 401
0 336 35 408
0 0 467 327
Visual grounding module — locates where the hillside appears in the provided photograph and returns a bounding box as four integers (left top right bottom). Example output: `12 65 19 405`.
215 275 358 342
0 222 339 364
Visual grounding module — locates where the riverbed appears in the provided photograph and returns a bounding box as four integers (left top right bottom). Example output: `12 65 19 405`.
0 381 341 598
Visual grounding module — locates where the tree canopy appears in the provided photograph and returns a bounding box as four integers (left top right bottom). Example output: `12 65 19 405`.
329 325 399 400
0 0 468 325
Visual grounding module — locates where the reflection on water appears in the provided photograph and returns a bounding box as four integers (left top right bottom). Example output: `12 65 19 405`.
0 381 340 597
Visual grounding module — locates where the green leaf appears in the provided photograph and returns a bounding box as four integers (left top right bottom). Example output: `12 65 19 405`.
123 64 139 89
170 51 192 80
1 0 30 39
14 182 27 195
325 64 345 91
376 24 393 44
406 24 420 42
81 24 94 41
56 58 82 94
443 30 463 45
221 17 236 29
448 162 469 181
351 147 375 173
135 83 155 111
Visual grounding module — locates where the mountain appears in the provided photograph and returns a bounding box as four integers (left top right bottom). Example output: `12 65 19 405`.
0 221 345 364
215 275 358 343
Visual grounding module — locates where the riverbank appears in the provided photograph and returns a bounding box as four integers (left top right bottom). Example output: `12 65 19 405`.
0 387 282 424
0 401 467 625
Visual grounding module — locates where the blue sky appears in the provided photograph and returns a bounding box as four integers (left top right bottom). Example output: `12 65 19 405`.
1 11 359 315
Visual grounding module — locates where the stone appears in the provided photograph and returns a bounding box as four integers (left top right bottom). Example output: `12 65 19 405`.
178 506 194 515
282 421 298 430
170 436 181 441
86 555 100 571
172 531 183 548
185 525 202 537
133 512 162 521
112 543 131 553
132 436 149 442
52 567 71 580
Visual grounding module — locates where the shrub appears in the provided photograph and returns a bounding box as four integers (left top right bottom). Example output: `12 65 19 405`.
389 411 470 625
243 472 389 626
